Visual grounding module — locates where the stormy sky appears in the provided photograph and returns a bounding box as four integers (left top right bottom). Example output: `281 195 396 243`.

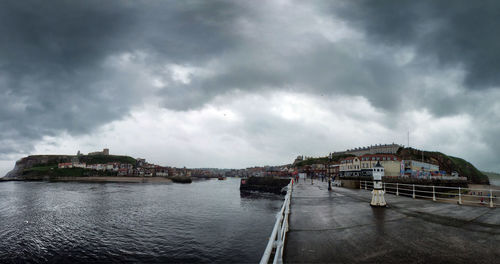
1 0 500 175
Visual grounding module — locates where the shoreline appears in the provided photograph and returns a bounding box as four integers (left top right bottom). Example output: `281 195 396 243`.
0 176 174 184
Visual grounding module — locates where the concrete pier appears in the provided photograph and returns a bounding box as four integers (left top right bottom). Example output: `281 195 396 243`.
284 180 500 263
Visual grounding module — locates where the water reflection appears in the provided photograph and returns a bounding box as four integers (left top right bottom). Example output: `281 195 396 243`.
0 178 283 263
371 207 386 237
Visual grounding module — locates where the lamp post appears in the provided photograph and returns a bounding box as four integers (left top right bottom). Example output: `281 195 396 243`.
328 155 332 191
311 168 314 185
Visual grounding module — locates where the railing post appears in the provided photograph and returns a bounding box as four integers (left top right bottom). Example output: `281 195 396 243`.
260 181 292 264
490 189 494 208
458 187 462 205
359 180 362 189
432 186 436 201
277 221 282 242
412 184 415 199
396 183 399 196
364 181 367 190
383 182 386 192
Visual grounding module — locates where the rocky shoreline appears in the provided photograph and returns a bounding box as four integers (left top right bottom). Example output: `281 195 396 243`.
0 176 173 184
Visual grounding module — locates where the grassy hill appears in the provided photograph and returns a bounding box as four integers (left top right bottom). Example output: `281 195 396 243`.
397 148 489 184
79 155 137 165
294 154 355 167
293 148 489 184
4 154 137 179
21 166 117 179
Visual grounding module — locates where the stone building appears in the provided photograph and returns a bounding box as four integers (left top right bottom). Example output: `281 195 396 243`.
334 143 402 156
88 148 110 156
339 154 402 178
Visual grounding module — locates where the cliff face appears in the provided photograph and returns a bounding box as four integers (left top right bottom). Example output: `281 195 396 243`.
4 155 74 179
3 154 137 180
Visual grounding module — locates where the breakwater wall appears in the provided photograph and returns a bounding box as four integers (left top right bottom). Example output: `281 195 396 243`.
240 177 290 194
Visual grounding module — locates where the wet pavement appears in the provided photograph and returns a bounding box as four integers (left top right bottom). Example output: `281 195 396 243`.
284 179 500 263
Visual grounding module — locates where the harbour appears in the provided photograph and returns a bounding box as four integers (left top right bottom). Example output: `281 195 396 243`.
0 178 282 263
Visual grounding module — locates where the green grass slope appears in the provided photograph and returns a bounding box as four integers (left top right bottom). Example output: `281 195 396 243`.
79 155 137 165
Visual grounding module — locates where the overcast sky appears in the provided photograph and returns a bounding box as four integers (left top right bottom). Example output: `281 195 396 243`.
2 0 500 176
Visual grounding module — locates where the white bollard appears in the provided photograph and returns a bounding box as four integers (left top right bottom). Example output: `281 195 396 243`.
396 183 399 196
432 186 436 201
458 187 462 205
412 184 415 199
490 189 494 208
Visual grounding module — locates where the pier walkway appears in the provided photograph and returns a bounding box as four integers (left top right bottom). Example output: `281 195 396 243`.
284 179 500 263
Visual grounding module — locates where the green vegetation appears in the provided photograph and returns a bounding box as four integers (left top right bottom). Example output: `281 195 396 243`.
293 147 489 184
22 167 118 179
294 154 355 167
25 165 58 171
79 155 137 165
397 147 489 184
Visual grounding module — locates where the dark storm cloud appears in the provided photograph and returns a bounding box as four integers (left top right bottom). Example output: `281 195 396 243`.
0 0 243 155
2 0 500 173
160 37 407 112
330 0 500 90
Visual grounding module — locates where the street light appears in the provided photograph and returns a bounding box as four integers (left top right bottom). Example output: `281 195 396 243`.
328 155 332 191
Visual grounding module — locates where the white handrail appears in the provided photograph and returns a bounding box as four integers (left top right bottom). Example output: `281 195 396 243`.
260 180 293 264
359 180 498 208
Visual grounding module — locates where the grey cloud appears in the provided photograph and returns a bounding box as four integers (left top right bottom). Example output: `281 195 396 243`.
329 0 500 90
2 0 500 173
160 39 407 113
0 0 244 155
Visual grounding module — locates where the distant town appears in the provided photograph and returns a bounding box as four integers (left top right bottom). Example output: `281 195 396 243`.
57 148 219 178
5 143 487 184
59 144 465 181
231 143 468 181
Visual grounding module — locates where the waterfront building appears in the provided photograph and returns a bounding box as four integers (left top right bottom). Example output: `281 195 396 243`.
334 143 402 156
328 164 340 179
360 154 401 177
117 168 128 176
339 156 361 177
72 162 87 168
136 158 146 167
339 154 401 178
58 163 73 169
402 160 440 178
404 160 439 172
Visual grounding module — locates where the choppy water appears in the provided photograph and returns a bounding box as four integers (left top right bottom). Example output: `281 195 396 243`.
0 178 283 263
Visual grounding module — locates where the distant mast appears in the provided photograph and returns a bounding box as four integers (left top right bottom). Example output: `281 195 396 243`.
407 130 410 148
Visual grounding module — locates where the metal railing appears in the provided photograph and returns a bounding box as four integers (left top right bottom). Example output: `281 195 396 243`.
260 180 293 264
360 180 499 208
